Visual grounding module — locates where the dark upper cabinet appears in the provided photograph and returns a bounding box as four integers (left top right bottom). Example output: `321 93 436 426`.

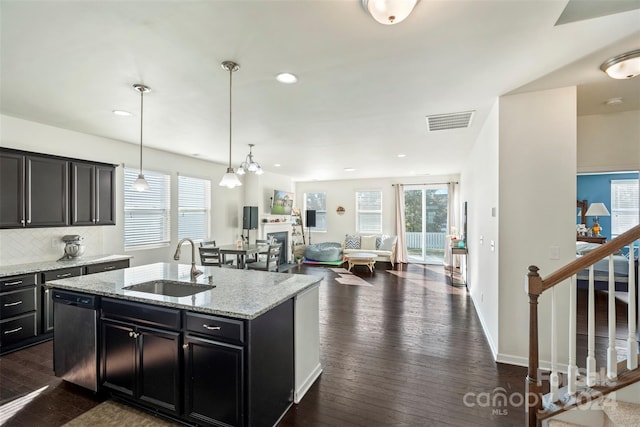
71 162 116 226
0 151 68 228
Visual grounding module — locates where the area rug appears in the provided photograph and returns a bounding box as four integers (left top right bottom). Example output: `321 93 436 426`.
63 400 179 426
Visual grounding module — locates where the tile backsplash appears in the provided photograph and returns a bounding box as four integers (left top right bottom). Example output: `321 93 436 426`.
0 226 104 266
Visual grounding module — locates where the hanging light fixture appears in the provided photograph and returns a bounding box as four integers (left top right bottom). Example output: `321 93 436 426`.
132 84 151 191
600 49 640 79
218 60 243 189
237 144 264 176
361 0 418 25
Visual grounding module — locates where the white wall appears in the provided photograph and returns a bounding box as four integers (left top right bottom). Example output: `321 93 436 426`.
295 175 459 244
459 99 500 357
0 114 294 267
577 110 640 173
496 87 577 366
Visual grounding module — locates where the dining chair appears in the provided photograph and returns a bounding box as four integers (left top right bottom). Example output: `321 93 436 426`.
199 241 234 267
246 239 270 264
247 244 281 272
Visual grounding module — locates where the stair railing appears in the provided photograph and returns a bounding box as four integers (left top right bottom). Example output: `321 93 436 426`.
525 224 639 427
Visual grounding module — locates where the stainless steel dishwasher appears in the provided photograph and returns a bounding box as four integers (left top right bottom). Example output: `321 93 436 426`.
52 289 100 391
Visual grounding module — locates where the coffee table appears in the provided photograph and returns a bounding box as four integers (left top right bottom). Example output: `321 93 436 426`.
344 252 377 273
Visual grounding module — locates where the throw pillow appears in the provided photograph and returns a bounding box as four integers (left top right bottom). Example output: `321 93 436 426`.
361 235 377 250
345 234 361 249
378 235 397 251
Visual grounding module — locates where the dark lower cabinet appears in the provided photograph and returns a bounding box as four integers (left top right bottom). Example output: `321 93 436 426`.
101 301 181 415
183 335 244 427
0 273 39 354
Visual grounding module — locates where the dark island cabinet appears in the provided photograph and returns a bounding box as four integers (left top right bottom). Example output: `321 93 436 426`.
101 299 182 415
0 151 69 228
71 162 116 226
183 335 244 427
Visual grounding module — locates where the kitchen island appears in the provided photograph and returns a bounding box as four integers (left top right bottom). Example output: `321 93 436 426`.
47 262 322 427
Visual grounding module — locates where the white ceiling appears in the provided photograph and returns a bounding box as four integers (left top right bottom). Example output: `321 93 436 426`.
1 1 639 182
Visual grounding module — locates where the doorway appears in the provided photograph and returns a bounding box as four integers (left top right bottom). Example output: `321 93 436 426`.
404 186 448 264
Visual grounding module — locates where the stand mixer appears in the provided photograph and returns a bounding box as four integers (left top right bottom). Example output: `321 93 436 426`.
59 235 85 260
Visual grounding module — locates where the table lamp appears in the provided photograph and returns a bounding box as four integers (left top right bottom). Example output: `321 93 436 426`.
585 202 610 236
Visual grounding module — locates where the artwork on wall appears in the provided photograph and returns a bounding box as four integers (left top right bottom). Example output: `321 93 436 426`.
271 190 294 215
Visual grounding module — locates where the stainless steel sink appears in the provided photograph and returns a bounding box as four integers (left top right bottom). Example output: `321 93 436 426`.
124 280 213 297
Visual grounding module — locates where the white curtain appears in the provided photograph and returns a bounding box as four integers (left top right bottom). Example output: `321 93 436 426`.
443 181 460 268
394 184 409 264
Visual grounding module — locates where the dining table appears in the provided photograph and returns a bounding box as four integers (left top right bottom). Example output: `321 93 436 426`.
217 243 261 269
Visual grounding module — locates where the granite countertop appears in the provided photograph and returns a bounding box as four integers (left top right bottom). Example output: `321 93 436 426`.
46 262 321 320
0 254 133 278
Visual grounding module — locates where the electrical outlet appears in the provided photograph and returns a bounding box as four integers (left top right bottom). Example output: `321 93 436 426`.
51 238 58 249
479 235 484 245
481 292 484 302
490 240 495 252
550 246 560 260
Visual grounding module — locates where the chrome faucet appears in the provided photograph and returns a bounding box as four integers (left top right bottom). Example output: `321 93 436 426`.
173 238 203 281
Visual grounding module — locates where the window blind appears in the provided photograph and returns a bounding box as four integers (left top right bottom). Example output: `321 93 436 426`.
124 168 171 248
178 175 211 241
356 190 382 233
611 179 639 238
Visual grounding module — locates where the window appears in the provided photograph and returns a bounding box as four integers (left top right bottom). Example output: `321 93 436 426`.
178 175 211 241
356 190 382 233
304 192 327 231
124 168 171 249
611 179 639 238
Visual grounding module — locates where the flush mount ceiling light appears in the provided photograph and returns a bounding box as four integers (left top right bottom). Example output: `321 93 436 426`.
276 72 297 84
362 0 418 25
131 84 151 191
218 61 243 189
237 144 263 176
600 49 640 79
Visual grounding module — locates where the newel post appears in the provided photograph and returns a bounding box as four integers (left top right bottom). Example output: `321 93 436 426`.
525 265 544 427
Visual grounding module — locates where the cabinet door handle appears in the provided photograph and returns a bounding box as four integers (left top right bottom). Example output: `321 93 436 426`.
182 344 189 349
103 266 116 271
56 273 72 278
20 219 25 225
4 281 23 286
202 324 221 331
4 327 23 335
3 301 23 307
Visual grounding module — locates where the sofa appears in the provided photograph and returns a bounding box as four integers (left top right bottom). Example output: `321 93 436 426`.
342 234 397 267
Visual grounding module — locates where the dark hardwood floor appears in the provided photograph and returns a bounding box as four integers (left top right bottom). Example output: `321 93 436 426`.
4 263 627 426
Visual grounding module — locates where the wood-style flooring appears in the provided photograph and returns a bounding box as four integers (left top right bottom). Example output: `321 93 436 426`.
1 263 628 426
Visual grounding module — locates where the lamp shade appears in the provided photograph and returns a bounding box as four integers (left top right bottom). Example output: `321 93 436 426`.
585 202 610 217
362 0 418 25
219 168 243 189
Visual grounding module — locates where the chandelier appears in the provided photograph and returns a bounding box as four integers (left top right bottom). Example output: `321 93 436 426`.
237 144 263 175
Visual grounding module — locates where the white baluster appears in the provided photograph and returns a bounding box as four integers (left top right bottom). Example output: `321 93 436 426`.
568 275 578 395
587 265 597 387
607 254 617 380
550 286 559 401
628 244 638 370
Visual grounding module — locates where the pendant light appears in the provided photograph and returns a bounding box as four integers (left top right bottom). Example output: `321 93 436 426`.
218 60 243 189
132 84 151 191
362 0 419 25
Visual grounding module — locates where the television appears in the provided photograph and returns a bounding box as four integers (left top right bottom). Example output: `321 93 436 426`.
271 190 294 215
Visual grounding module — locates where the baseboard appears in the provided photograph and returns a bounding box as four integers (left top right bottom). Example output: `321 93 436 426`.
496 352 569 373
469 291 498 360
294 363 323 404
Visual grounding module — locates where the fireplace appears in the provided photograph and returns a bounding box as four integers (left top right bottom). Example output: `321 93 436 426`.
266 231 288 266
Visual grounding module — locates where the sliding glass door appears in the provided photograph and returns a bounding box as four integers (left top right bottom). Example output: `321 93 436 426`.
404 186 448 264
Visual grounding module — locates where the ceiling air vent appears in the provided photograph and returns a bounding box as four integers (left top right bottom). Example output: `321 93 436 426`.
426 111 474 132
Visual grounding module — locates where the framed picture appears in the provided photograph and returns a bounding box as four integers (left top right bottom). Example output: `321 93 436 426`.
271 190 294 215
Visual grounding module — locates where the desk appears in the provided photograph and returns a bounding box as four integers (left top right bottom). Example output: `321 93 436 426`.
577 235 606 244
450 247 468 287
218 244 260 269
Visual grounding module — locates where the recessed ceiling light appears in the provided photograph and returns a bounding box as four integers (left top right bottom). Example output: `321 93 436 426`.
112 110 132 116
276 72 298 84
397 154 406 158
605 97 623 106
274 163 281 167
344 168 356 172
